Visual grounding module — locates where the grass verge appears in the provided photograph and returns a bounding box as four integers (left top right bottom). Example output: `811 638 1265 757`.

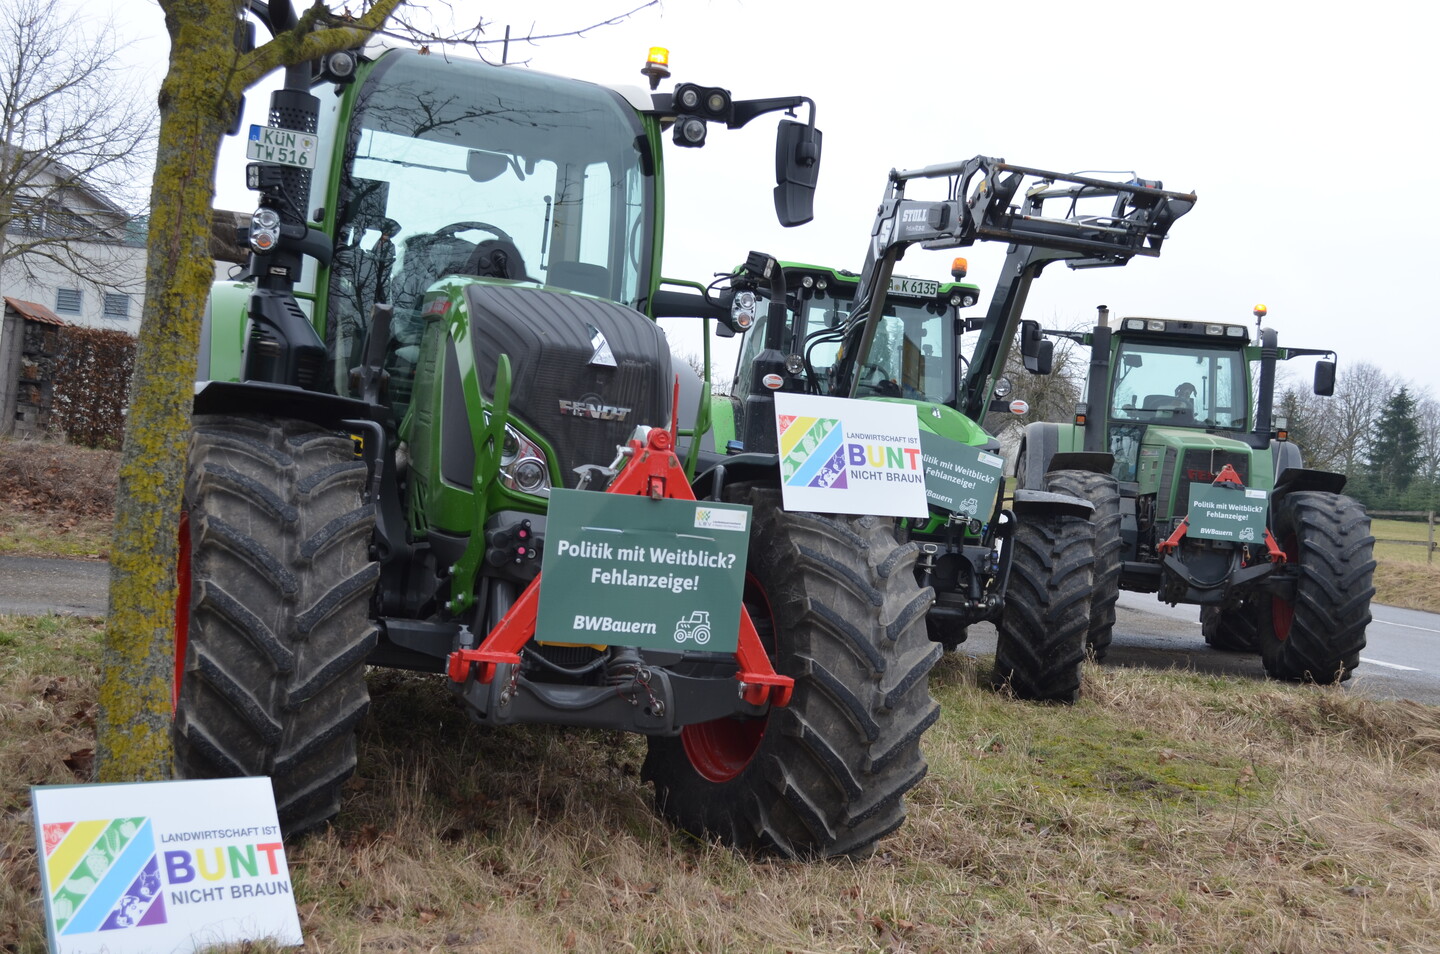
2 619 1437 953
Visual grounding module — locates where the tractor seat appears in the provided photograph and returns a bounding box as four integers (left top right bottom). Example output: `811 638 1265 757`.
546 261 611 299
1141 394 1196 424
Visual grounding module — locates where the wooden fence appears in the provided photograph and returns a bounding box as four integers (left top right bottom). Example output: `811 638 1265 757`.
1368 510 1437 565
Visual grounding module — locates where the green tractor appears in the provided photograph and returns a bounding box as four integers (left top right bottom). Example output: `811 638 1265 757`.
676 160 1196 703
1016 305 1376 681
184 6 949 860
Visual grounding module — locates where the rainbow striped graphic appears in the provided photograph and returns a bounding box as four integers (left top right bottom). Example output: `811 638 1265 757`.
43 817 167 935
778 415 848 490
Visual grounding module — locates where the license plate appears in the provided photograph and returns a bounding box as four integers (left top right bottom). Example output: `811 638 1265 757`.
888 276 939 298
245 124 319 169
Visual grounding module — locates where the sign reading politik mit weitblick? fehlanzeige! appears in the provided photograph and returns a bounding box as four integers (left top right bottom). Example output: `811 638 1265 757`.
537 490 751 653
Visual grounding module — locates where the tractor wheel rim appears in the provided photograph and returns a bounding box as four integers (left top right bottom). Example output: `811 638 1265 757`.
173 511 191 713
679 571 773 783
1272 530 1298 641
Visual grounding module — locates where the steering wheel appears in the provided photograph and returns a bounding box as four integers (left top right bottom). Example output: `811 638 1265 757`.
859 362 901 396
434 221 531 282
435 220 514 243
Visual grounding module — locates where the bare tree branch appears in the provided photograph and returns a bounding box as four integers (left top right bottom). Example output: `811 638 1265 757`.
0 0 155 302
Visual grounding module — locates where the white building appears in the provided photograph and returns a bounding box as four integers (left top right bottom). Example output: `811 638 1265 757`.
0 147 147 332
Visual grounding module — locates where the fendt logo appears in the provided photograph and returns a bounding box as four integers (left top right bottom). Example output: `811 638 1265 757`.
558 394 632 422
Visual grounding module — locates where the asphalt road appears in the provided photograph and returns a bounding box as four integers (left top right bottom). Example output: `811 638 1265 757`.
961 591 1440 705
0 555 109 617
2 555 1435 704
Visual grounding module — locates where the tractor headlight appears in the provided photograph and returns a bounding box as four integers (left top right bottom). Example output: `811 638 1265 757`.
249 207 281 254
731 289 758 331
673 116 707 147
498 425 552 497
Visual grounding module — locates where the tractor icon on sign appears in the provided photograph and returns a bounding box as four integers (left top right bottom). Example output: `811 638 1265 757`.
673 610 712 646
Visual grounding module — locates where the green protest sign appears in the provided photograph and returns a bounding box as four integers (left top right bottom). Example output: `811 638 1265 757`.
1186 484 1269 543
536 490 750 653
918 432 1005 519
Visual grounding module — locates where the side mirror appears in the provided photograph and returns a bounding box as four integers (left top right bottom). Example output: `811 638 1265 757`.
466 150 510 183
1314 360 1336 396
773 120 822 228
1020 320 1054 375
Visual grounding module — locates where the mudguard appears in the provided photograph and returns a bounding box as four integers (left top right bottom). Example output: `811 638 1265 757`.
193 380 378 431
690 452 780 501
1270 440 1304 486
1012 488 1094 520
1272 465 1347 502
1015 422 1113 489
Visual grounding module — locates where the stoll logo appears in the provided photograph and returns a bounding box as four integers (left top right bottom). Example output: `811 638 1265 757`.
42 817 168 936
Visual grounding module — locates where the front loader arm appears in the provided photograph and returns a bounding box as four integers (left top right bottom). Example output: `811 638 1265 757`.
832 156 1195 408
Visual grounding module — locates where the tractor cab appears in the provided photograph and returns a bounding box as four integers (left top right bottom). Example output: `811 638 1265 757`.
1103 318 1252 481
322 53 658 409
730 265 982 406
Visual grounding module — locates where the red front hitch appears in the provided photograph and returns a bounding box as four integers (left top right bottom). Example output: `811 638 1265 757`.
445 426 793 708
1157 463 1285 564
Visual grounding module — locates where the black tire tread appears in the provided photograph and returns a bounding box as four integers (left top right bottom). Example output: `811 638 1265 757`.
1259 492 1374 683
993 511 1093 703
173 414 377 835
1044 469 1120 659
643 485 939 859
1201 599 1260 652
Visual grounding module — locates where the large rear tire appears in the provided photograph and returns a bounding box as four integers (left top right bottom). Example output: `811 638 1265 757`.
1258 491 1374 683
173 415 379 835
1044 470 1120 660
643 486 939 859
992 511 1093 703
1200 598 1260 652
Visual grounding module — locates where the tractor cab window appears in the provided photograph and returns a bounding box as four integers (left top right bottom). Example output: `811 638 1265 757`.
734 289 956 403
1109 340 1247 430
326 52 654 399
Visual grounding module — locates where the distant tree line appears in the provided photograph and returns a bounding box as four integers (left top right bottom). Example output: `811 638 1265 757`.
1276 363 1439 514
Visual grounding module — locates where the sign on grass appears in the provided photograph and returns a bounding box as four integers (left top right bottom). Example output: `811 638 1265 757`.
774 393 928 518
537 490 751 653
31 777 301 954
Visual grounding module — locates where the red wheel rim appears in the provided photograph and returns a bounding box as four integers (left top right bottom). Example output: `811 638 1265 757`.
1271 531 1299 641
679 572 774 782
173 511 191 713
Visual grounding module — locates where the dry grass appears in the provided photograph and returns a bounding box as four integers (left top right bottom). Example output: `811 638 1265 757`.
0 438 117 559
1370 519 1440 612
3 620 1438 954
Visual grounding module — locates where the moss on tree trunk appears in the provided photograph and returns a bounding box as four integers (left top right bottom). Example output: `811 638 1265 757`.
97 0 404 783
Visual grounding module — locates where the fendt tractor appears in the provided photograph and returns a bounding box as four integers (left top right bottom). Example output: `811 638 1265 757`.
1016 305 1376 682
182 4 958 860
674 160 1196 703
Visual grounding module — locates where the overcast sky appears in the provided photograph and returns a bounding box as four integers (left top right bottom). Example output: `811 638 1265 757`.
118 0 1437 390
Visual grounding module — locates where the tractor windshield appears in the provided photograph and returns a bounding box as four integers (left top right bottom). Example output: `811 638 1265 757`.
736 288 958 403
1108 339 1247 430
325 51 654 388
